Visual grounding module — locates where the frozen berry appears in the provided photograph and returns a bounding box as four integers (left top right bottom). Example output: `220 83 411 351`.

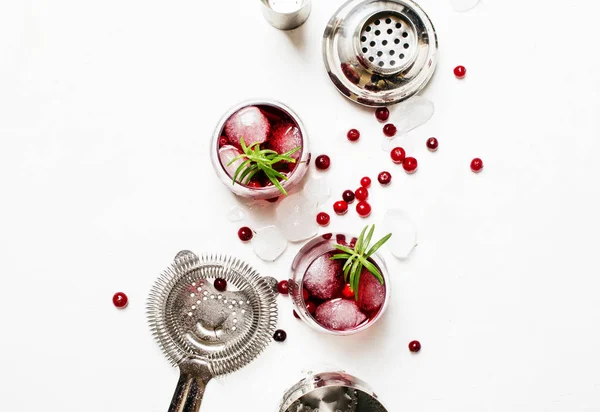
218 136 229 147
390 147 406 163
247 180 262 188
403 157 418 174
316 212 330 226
426 137 438 151
454 65 466 79
315 155 331 170
342 190 355 203
238 226 253 241
471 158 483 173
277 280 289 295
409 340 421 353
113 292 128 309
375 107 389 122
306 301 316 314
378 171 392 185
293 310 300 319
383 124 397 137
347 129 360 142
342 284 354 299
360 176 371 188
356 201 371 218
333 201 348 215
355 187 368 201
273 329 287 342
214 278 227 292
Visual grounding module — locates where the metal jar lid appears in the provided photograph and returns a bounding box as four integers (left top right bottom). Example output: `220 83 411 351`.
322 0 438 107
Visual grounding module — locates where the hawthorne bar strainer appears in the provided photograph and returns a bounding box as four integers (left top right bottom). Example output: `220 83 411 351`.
147 251 278 412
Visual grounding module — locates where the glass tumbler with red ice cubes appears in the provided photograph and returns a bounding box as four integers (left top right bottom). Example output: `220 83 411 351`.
211 100 311 200
290 233 390 335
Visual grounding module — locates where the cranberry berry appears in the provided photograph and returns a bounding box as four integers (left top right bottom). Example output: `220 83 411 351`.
360 176 372 188
342 284 354 299
316 212 330 226
403 157 418 174
375 107 389 122
238 226 253 242
273 329 287 342
247 180 262 188
355 187 368 201
113 292 128 309
333 200 348 215
214 278 227 292
218 136 229 147
378 171 392 185
454 65 466 79
277 280 289 295
356 201 372 218
342 190 355 203
302 288 309 301
305 301 316 314
408 340 421 353
383 123 397 137
426 137 438 152
347 129 360 142
315 155 331 170
471 158 484 173
390 147 406 164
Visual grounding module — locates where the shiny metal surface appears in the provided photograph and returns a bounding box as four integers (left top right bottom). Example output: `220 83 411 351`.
280 372 388 412
147 252 278 412
323 0 438 107
260 0 311 30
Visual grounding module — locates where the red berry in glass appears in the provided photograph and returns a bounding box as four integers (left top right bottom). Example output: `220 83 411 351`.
360 176 371 188
238 226 253 242
342 284 354 299
266 197 279 203
426 137 438 152
378 171 392 185
356 201 371 218
277 280 289 295
471 158 483 173
408 340 421 353
113 292 128 309
390 147 406 164
247 180 262 188
375 107 389 122
454 65 466 79
214 278 227 292
316 212 330 226
273 329 287 342
315 154 331 170
218 136 229 147
355 187 368 201
383 123 397 137
305 301 316 314
342 190 355 203
333 201 348 215
347 129 360 142
403 157 418 174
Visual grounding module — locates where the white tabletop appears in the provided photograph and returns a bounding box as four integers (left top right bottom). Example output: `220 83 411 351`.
1 0 600 411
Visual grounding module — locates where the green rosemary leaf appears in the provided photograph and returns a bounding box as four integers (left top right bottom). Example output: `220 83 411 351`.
280 146 301 157
259 149 279 156
227 154 246 166
330 253 352 260
361 225 375 255
333 244 355 255
353 262 363 301
232 159 252 185
264 168 288 196
365 233 392 257
355 225 368 254
238 163 257 184
349 257 361 295
240 137 248 153
358 256 384 284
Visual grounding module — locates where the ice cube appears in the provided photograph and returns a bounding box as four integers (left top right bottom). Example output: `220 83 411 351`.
269 122 302 160
252 226 287 262
303 252 344 299
275 193 318 241
450 0 479 12
357 269 386 312
302 177 331 206
218 145 244 180
315 299 367 331
382 209 417 259
392 96 435 135
224 106 270 149
226 206 245 222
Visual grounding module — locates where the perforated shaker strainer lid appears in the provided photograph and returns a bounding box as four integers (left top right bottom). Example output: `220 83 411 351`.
323 0 438 107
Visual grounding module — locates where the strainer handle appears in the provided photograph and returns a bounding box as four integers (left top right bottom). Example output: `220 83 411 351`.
168 360 212 412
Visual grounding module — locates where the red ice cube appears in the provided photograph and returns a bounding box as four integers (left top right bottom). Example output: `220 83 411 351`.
268 122 302 160
315 298 367 331
224 106 270 149
303 252 344 300
357 269 386 313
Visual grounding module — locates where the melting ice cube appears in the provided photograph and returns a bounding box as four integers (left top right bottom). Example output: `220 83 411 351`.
382 209 417 259
315 299 367 331
252 226 287 262
302 177 331 206
275 193 318 242
224 106 270 149
218 145 245 179
303 252 344 299
450 0 479 12
226 206 245 222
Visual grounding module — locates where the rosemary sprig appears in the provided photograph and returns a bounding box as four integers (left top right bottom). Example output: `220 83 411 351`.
227 137 301 196
330 224 392 301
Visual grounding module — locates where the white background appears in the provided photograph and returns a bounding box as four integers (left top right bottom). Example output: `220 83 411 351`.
1 0 600 411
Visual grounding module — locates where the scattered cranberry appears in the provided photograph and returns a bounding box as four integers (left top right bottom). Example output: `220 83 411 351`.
302 288 309 301
277 280 289 295
293 310 300 319
349 237 357 248
315 155 331 170
333 200 348 215
454 65 466 79
113 292 128 309
322 233 332 240
347 129 360 142
316 212 330 226
273 329 287 342
356 201 372 218
408 340 421 353
238 226 253 242
390 147 406 164
471 158 483 173
360 176 371 188
383 123 397 137
266 197 279 203
375 107 389 122
342 190 355 203
355 187 369 201
214 278 227 292
403 157 418 174
247 180 262 188
426 137 438 152
342 284 354 299
218 136 228 147
305 301 316 314
378 171 392 185
336 234 347 245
